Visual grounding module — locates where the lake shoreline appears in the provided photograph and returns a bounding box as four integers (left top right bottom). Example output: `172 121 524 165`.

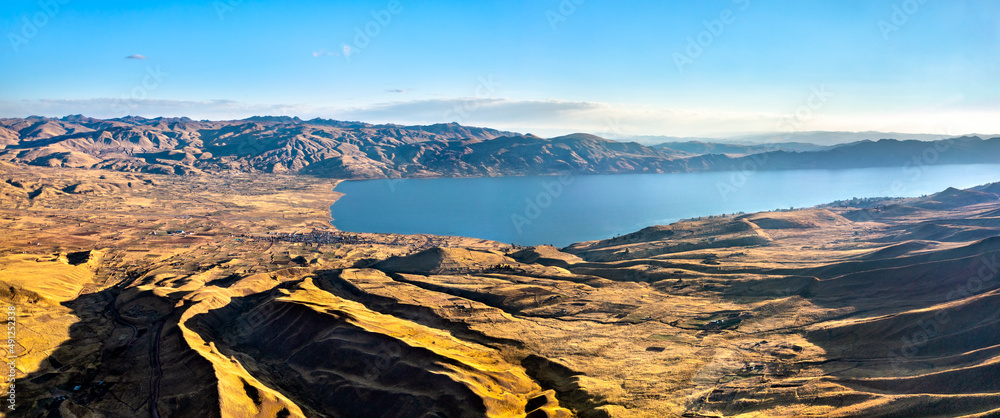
330 164 1000 247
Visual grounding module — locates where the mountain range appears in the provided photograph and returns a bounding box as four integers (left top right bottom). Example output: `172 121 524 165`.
651 141 833 155
1 116 996 179
625 131 980 146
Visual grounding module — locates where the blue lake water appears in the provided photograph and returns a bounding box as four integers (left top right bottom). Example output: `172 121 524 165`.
331 164 1000 247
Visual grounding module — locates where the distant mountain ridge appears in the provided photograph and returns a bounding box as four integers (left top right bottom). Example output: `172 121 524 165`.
0 116 997 179
652 141 834 156
627 131 978 146
718 136 1000 171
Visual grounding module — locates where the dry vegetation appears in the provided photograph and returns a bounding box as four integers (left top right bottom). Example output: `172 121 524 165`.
2 161 1000 417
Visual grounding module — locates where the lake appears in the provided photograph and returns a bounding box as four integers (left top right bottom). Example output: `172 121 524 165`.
331 164 1000 247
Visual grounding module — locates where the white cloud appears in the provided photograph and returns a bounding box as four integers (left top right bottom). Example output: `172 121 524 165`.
311 50 338 57
1 98 995 139
329 98 789 137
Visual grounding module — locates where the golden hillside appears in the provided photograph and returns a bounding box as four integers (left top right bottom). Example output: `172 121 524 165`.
3 162 1000 417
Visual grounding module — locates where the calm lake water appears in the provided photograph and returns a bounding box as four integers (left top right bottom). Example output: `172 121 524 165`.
331 164 1000 247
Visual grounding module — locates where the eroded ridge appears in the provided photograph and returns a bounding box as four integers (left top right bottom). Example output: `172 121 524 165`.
3 163 1000 417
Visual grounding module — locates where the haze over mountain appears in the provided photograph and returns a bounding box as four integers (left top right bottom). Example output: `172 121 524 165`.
651 141 834 156
624 131 980 147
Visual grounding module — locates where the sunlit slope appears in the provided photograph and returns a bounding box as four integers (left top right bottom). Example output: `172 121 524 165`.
4 161 1000 417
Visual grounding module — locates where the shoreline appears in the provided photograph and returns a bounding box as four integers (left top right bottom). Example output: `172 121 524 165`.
325 165 1000 248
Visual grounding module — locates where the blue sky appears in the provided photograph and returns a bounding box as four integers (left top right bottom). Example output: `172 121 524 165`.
1 0 997 137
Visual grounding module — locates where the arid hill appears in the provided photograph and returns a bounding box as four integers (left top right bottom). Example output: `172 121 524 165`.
0 116 685 179
3 116 996 180
3 160 1000 417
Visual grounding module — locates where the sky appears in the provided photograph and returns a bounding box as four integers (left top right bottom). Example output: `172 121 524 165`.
1 0 998 138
